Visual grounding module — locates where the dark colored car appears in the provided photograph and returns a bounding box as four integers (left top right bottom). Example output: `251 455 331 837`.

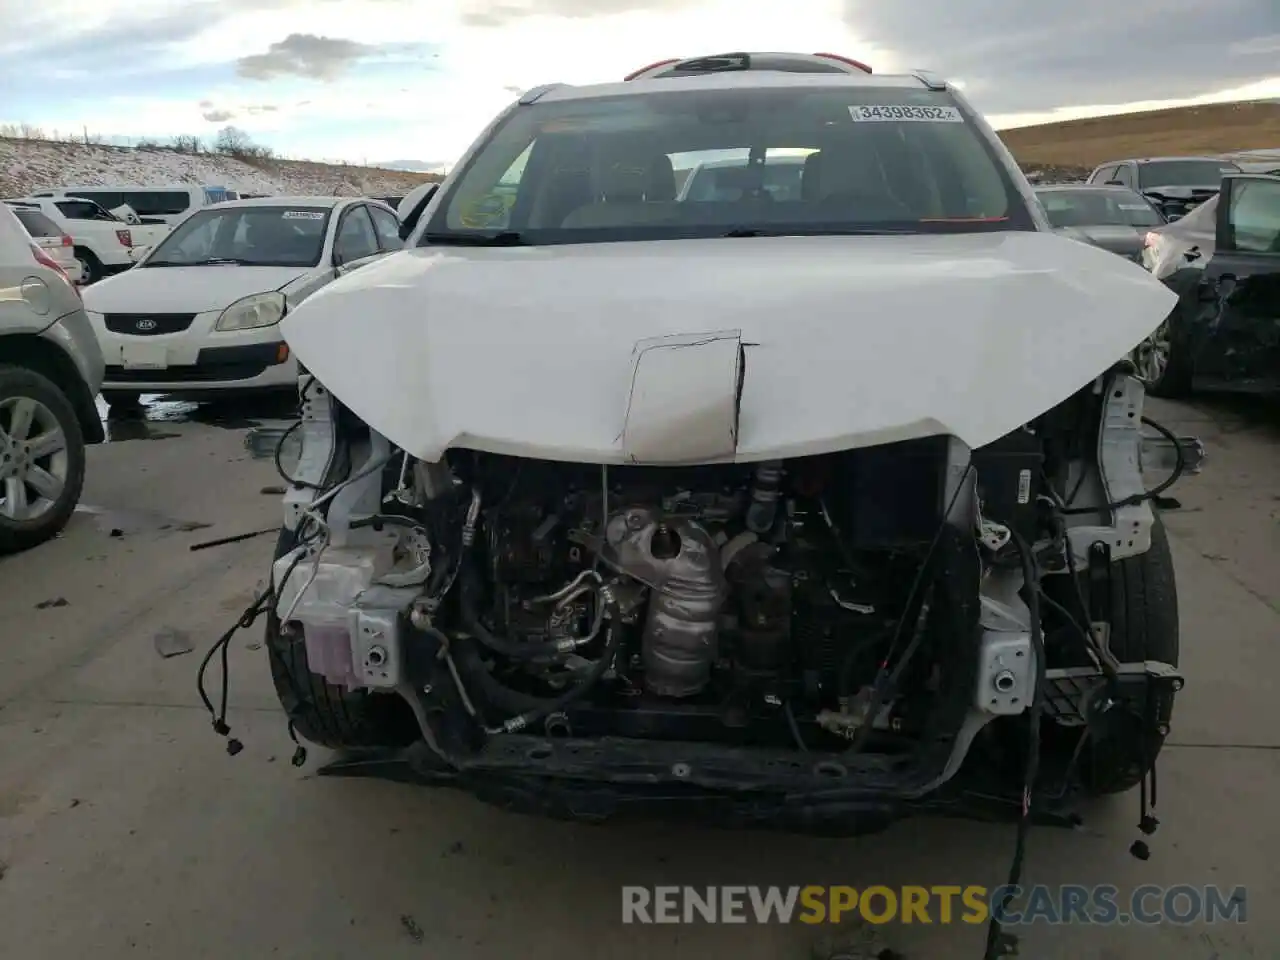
1139 172 1280 395
1035 184 1166 261
1086 156 1241 220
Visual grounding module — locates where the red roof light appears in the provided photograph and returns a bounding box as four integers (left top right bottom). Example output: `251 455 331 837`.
813 52 873 73
623 58 680 81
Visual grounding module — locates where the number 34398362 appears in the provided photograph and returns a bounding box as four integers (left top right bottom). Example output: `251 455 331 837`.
848 104 964 123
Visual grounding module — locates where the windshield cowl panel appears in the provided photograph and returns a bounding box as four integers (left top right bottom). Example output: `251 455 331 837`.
424 85 1034 246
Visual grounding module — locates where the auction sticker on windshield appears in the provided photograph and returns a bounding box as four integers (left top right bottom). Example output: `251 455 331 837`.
849 105 963 123
282 211 326 220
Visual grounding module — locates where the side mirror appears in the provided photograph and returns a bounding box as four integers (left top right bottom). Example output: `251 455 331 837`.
398 184 439 241
129 245 150 263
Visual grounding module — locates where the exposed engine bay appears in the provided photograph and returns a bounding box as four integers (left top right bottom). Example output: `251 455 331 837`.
420 448 968 746
258 368 1197 804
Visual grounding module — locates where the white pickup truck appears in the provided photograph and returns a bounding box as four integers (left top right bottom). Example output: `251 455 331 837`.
3 197 168 284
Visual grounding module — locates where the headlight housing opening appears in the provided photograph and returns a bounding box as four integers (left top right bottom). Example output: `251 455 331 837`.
215 291 287 332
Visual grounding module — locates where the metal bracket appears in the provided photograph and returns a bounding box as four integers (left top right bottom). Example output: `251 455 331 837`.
1044 660 1184 728
282 374 337 531
1065 373 1154 565
976 630 1035 716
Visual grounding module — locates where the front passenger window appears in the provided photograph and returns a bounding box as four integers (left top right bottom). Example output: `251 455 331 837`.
335 207 379 263
369 206 403 250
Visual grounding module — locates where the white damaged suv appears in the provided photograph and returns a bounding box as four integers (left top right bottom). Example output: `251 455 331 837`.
247 53 1198 839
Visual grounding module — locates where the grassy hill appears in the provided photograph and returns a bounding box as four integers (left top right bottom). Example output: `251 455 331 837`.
998 99 1280 172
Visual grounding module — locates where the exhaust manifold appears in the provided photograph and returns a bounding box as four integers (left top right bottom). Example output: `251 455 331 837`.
596 505 727 698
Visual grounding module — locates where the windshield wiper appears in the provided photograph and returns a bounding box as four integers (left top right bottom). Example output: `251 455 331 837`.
421 231 530 247
721 227 917 238
146 257 251 267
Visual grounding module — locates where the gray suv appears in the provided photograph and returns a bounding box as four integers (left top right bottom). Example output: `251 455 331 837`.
0 203 105 553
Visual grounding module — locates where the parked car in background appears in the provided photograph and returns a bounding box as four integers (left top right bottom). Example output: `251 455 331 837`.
1086 156 1241 221
83 196 403 408
1137 173 1280 396
7 204 84 284
4 197 168 284
27 184 240 226
0 203 105 552
1034 183 1166 261
677 153 809 202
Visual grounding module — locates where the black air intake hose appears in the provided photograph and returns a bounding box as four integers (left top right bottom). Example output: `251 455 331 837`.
453 601 623 731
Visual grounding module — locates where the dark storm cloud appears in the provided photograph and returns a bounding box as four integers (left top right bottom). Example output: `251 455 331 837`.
843 0 1280 114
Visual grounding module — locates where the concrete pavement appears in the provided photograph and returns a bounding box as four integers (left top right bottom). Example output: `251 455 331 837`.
0 396 1276 959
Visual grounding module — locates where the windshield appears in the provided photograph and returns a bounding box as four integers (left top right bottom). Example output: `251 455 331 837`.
424 85 1031 245
144 205 332 267
1138 160 1240 190
1037 189 1164 228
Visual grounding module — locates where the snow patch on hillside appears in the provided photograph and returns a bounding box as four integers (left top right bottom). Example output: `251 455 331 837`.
1 138 439 199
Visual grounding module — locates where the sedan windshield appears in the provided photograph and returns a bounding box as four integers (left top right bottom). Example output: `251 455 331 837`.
1138 160 1239 190
145 205 332 267
424 85 1032 245
1037 189 1164 228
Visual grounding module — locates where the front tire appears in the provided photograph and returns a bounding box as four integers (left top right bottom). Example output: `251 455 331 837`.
265 527 418 749
1077 512 1180 795
0 366 87 554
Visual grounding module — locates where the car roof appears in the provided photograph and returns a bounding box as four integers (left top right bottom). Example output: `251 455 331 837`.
529 69 936 105
44 183 206 191
1035 184 1139 193
1100 156 1235 165
211 196 350 209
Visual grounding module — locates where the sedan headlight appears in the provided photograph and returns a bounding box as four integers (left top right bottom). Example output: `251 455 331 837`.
215 291 286 332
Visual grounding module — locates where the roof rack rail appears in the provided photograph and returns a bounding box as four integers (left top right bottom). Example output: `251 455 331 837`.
518 83 565 105
911 70 947 91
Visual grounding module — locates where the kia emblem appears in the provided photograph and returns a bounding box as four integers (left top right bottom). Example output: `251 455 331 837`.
135 317 157 332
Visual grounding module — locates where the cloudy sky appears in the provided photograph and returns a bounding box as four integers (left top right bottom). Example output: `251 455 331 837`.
1 0 1277 167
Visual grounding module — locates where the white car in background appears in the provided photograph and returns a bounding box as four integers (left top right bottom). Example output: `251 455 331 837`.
5 203 84 284
82 196 403 408
4 197 168 284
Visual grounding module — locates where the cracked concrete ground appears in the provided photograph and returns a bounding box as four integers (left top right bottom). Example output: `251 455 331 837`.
0 395 1276 959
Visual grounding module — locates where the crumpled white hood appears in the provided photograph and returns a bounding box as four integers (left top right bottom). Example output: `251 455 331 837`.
281 232 1176 464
